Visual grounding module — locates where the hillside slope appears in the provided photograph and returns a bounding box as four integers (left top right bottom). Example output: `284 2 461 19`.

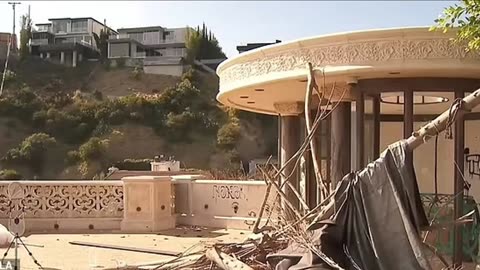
0 59 276 179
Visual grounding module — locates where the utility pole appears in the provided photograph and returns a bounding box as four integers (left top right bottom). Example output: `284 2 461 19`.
8 2 21 49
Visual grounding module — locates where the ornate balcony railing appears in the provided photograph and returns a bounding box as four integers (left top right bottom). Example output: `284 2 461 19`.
0 181 124 219
420 193 480 262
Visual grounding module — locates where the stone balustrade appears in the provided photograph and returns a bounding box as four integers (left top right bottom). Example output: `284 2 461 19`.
0 176 273 233
0 181 124 233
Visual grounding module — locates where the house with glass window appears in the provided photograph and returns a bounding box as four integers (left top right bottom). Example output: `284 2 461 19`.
30 17 117 67
107 26 191 76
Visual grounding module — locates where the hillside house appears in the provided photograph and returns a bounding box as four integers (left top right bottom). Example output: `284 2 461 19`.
30 17 117 67
107 26 191 76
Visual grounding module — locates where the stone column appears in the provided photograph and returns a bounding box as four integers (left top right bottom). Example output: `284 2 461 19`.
121 176 176 232
274 102 303 216
330 101 352 190
353 83 364 170
40 53 44 59
72 50 77 67
60 51 65 64
46 52 51 59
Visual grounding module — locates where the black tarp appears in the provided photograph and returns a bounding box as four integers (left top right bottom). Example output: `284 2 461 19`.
267 141 431 270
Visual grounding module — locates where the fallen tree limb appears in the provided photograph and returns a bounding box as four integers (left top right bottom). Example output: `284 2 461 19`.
305 62 328 200
206 247 254 270
406 88 480 150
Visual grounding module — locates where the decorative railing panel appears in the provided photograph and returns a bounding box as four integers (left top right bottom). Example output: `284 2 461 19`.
0 181 124 219
421 193 480 262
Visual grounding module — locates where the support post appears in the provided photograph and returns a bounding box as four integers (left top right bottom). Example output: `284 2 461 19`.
330 102 351 189
373 94 381 159
46 52 50 59
453 90 465 267
404 90 414 139
72 50 77 67
60 51 65 64
404 90 414 173
280 115 301 212
355 85 364 170
78 53 83 62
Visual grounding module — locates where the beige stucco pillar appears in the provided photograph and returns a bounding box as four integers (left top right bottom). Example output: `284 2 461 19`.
60 51 65 64
72 50 77 67
274 101 303 215
121 176 175 232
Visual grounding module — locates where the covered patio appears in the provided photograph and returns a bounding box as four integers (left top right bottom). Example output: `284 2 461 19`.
216 27 480 266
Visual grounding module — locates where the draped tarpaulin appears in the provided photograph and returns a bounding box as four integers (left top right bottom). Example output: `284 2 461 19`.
267 140 432 270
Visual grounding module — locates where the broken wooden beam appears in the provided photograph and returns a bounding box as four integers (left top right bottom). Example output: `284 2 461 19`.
69 241 180 256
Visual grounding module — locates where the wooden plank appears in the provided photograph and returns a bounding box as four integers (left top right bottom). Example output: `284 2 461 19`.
69 241 180 257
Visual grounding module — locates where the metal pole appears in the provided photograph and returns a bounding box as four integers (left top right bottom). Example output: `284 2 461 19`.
8 2 21 50
453 90 465 267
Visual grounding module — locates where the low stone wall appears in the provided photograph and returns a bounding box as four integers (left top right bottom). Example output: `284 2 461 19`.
173 176 274 230
0 181 124 233
0 177 273 233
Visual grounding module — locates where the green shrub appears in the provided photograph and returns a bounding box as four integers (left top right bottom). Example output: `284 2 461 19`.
2 133 56 174
0 169 22 180
217 120 241 148
78 137 109 161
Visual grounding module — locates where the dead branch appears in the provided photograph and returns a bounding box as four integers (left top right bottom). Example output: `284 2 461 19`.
258 166 303 221
305 62 328 200
252 182 272 234
406 89 480 150
206 247 254 270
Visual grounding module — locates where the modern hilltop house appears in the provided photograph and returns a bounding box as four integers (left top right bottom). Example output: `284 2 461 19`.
107 26 190 76
30 17 117 67
216 27 480 263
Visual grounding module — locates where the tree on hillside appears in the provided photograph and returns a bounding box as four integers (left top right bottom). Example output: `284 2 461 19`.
93 29 111 61
2 133 56 175
19 13 32 60
432 0 480 51
185 23 226 63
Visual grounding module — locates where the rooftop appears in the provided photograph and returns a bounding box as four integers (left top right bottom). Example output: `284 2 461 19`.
117 26 165 33
40 17 118 34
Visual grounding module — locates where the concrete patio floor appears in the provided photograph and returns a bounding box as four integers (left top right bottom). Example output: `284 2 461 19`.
1 227 248 270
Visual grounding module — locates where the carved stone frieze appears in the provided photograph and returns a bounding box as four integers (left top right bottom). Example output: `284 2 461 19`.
219 37 480 87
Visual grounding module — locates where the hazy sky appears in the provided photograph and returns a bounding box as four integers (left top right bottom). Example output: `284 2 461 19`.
0 1 458 57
